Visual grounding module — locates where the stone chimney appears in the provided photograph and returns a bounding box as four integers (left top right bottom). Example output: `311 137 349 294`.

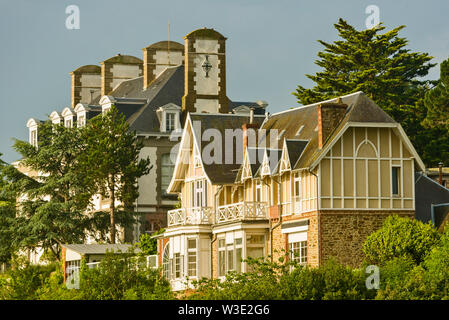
182 28 229 117
317 102 348 149
70 65 101 108
142 41 184 90
100 54 143 96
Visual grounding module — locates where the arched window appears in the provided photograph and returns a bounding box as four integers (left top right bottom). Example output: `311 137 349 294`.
162 242 170 279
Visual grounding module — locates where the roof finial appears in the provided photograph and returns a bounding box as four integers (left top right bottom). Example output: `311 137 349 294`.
336 97 342 104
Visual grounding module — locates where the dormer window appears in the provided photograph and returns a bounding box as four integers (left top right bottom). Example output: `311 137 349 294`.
156 103 181 133
166 112 176 132
62 107 75 128
26 118 40 148
77 114 86 127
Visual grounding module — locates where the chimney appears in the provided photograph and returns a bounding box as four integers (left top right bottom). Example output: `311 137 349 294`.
70 65 101 108
317 102 348 149
182 28 229 117
101 54 143 96
142 41 184 90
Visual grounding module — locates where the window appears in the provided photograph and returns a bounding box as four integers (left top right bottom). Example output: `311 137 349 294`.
65 118 72 128
289 241 307 266
196 180 203 207
218 237 244 276
294 173 301 213
246 234 265 272
256 181 262 202
187 238 197 277
218 239 226 277
166 112 176 132
30 129 37 147
161 154 175 195
174 253 182 279
162 243 170 279
392 166 400 196
235 238 243 273
77 115 85 127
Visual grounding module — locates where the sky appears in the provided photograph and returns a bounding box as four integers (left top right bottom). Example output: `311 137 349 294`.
0 0 448 163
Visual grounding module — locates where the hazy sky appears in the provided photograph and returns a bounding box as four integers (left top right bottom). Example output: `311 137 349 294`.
1 0 448 163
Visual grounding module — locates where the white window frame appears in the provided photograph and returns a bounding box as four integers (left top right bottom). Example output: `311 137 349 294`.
187 237 197 277
30 129 38 147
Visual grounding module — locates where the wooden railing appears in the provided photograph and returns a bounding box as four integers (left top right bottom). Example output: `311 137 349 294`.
167 207 213 226
281 197 301 216
216 201 268 223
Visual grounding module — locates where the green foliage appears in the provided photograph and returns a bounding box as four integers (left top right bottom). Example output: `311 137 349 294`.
424 58 449 131
362 215 440 265
188 256 372 300
0 124 96 260
0 257 58 300
0 154 15 263
79 106 152 243
77 250 173 300
292 18 448 167
136 229 165 255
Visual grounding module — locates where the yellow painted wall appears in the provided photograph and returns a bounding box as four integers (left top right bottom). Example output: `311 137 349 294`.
319 127 415 210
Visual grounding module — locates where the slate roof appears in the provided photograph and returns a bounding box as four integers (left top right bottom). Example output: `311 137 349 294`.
62 244 139 255
189 113 265 185
261 92 397 170
88 65 266 134
415 172 449 229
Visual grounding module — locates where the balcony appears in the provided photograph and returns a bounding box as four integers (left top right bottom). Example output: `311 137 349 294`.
216 201 268 223
280 197 301 216
167 207 213 226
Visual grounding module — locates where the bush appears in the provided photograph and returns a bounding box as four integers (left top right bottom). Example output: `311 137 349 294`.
77 250 173 300
0 257 58 300
362 215 439 265
188 256 371 300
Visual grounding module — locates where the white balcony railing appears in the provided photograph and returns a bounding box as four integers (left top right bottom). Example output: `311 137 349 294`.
281 198 301 215
167 207 213 226
216 201 268 223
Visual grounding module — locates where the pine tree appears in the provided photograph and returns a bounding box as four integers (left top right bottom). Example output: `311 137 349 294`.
292 18 445 166
80 106 151 244
424 58 449 130
0 123 94 261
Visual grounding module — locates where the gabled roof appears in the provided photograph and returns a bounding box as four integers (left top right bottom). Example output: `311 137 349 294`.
261 91 424 171
285 139 309 169
169 113 266 192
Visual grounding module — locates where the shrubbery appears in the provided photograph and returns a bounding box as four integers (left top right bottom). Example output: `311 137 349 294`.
2 215 449 300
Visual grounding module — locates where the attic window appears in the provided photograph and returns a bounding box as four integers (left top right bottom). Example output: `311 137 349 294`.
296 125 304 137
30 129 38 148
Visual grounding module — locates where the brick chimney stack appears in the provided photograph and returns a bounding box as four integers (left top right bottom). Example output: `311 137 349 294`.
317 102 348 149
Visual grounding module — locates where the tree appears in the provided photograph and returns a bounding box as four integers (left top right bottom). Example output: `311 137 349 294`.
292 18 447 166
422 58 449 165
0 153 15 264
362 215 440 265
137 229 165 255
0 123 94 261
80 106 151 243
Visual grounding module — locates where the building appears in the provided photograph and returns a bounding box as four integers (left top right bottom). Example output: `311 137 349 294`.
157 91 426 291
20 28 267 248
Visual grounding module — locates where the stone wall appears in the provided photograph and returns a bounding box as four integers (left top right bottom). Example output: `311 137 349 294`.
319 210 414 267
